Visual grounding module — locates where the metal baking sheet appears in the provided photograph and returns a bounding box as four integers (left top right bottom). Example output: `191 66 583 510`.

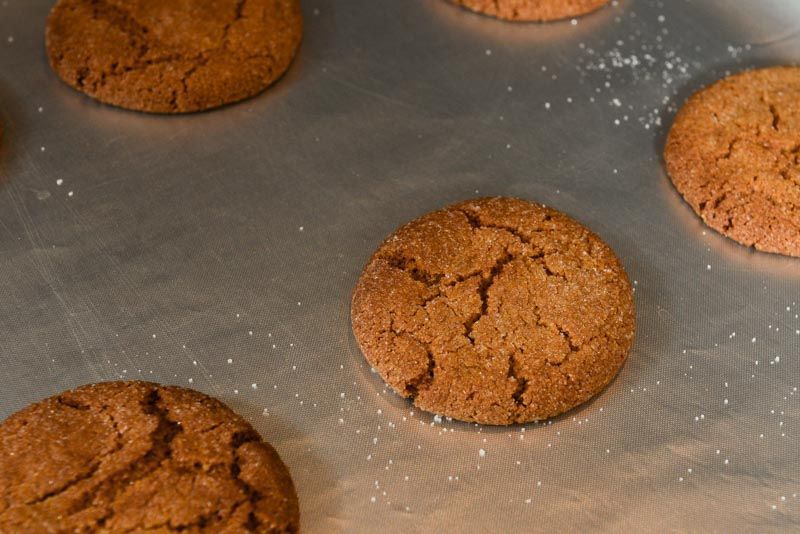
1 0 799 531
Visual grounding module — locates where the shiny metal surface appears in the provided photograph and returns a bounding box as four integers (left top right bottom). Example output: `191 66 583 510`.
1 0 799 531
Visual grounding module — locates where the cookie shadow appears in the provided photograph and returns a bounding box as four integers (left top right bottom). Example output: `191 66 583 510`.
0 83 20 192
223 397 340 532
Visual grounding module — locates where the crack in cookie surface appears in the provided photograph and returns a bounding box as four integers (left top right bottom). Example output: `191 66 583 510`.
665 66 800 257
351 197 635 425
45 0 303 113
0 381 299 532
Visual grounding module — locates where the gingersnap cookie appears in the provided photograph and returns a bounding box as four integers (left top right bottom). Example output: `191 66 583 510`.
0 381 299 532
45 0 303 113
450 0 608 22
665 67 800 257
351 197 635 425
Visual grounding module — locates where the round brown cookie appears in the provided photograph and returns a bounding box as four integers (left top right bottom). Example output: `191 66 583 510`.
450 0 609 22
665 67 800 257
351 197 635 425
0 381 299 532
45 0 303 113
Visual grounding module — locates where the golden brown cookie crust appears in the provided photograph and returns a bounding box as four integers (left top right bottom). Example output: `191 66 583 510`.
0 381 299 532
450 0 609 21
351 197 635 425
665 67 800 257
45 0 303 113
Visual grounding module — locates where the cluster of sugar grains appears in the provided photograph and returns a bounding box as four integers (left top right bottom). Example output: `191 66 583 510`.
574 10 696 131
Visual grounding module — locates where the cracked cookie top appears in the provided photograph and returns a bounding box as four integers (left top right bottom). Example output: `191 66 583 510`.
449 0 609 22
351 197 635 425
0 381 299 532
45 0 303 113
665 67 800 257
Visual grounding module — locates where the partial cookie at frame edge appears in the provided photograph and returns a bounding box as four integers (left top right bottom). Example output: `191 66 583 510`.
664 66 800 257
351 197 636 425
0 380 299 532
449 0 609 22
45 0 303 113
